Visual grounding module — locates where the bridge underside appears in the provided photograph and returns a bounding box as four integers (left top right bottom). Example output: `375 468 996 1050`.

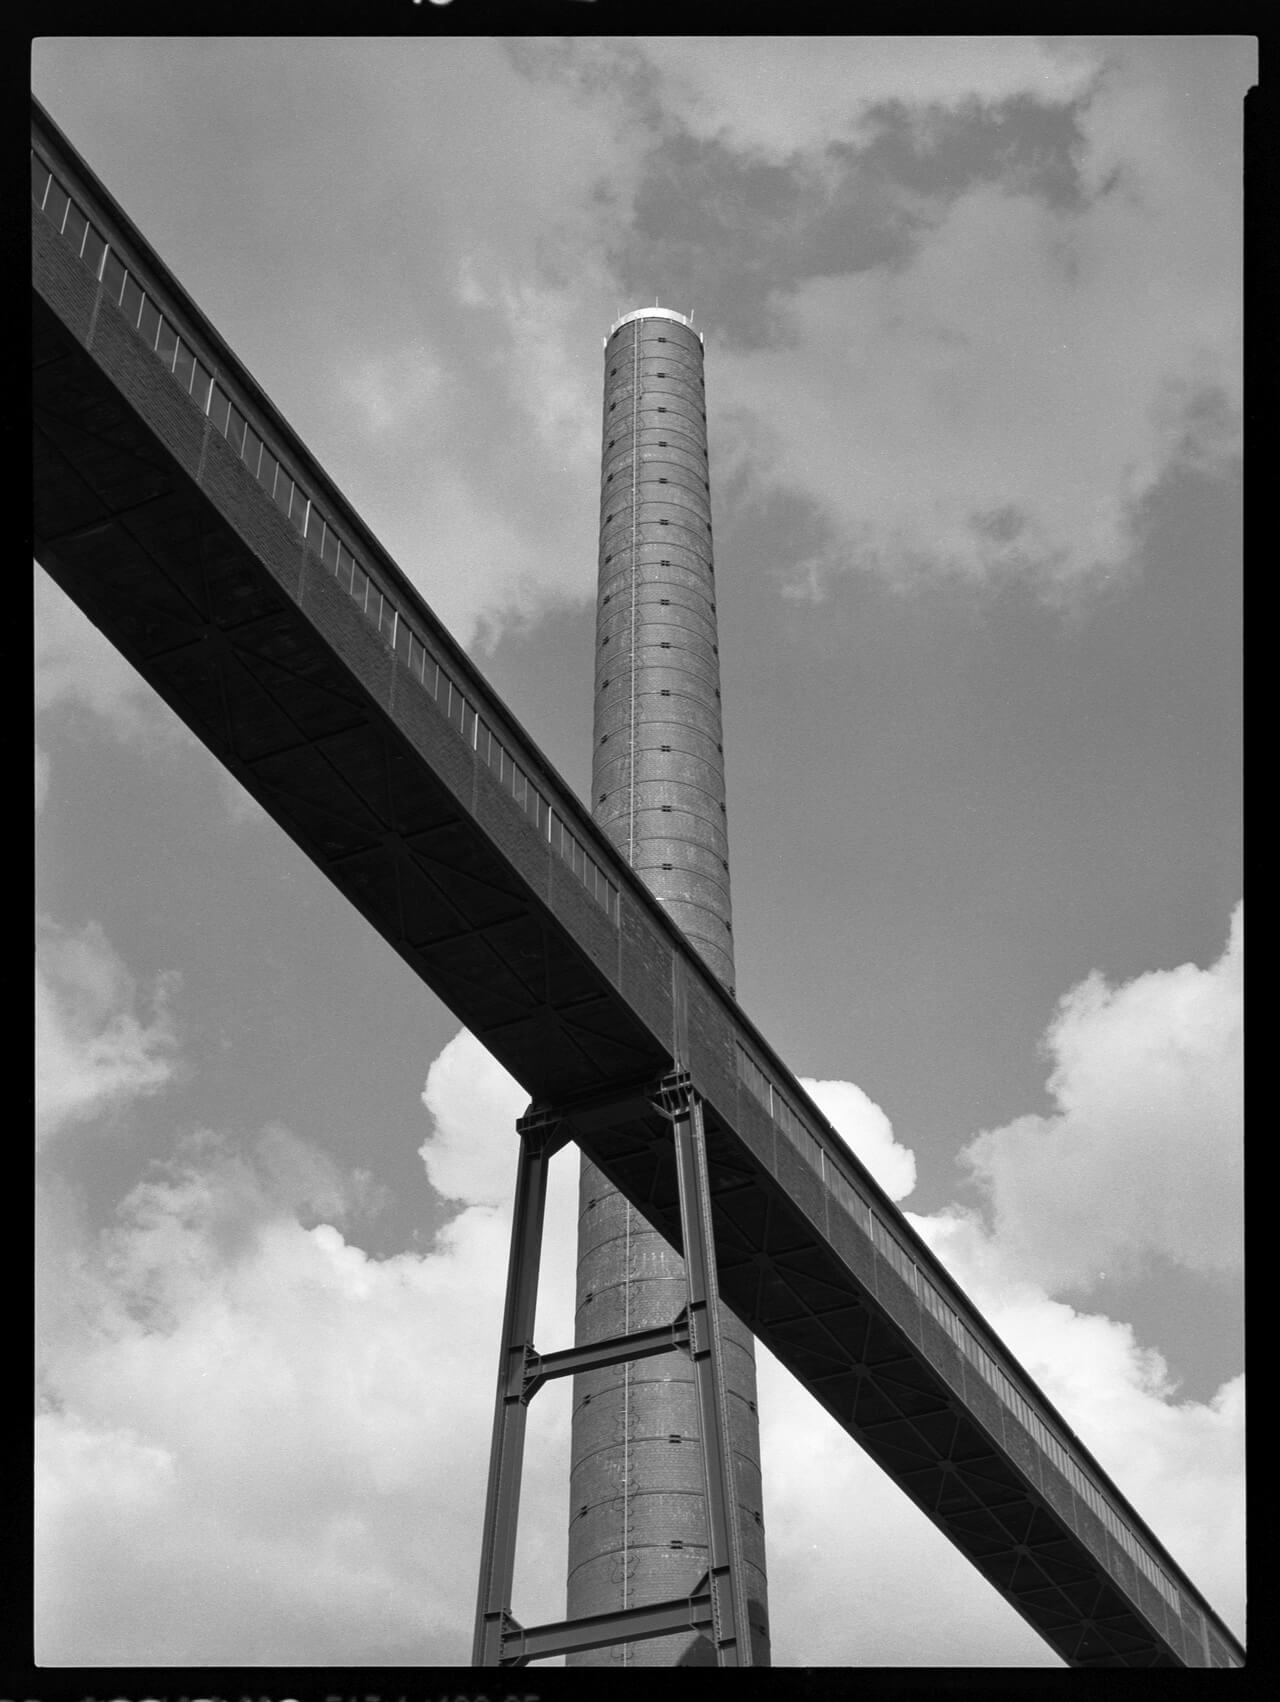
33 279 1219 1667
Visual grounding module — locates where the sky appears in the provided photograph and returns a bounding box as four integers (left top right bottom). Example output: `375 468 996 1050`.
33 35 1248 1671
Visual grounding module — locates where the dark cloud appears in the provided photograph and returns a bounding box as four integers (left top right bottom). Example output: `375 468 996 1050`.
612 95 1093 351
846 95 1092 210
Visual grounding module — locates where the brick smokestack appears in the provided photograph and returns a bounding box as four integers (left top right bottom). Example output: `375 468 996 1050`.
566 308 770 1666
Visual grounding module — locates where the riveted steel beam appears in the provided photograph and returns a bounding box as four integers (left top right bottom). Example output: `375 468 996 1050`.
522 1312 691 1401
471 1109 569 1667
495 1587 715 1665
668 1076 753 1666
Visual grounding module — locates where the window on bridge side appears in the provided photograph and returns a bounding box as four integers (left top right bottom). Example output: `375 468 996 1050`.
81 223 106 279
208 384 231 436
241 424 264 480
43 176 70 233
273 468 295 519
257 447 279 501
336 544 356 596
321 524 340 573
62 199 89 256
191 360 213 413
137 296 161 352
173 341 197 395
100 251 126 307
155 318 179 372
119 274 143 330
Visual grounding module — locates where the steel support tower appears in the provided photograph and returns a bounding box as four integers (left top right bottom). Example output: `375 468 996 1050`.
567 309 769 1665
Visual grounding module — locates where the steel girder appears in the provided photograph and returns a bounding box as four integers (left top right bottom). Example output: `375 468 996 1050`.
472 1072 754 1668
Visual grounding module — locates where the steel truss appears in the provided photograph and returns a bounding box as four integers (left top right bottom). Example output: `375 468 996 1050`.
472 1069 754 1667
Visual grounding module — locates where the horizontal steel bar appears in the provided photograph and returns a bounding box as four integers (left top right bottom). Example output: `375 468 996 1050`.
500 1591 714 1664
524 1315 690 1397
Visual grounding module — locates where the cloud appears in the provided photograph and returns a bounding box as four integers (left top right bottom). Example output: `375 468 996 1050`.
960 902 1242 1292
37 904 1244 1663
766 897 1245 1656
35 918 180 1144
419 1028 532 1206
711 156 1240 601
36 1040 578 1666
634 36 1101 163
801 1075 916 1201
582 37 1247 604
902 1207 1245 1638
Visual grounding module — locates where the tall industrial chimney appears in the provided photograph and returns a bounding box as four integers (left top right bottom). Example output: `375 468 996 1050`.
566 308 770 1666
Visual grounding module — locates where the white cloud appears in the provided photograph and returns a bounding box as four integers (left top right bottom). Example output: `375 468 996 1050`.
456 258 605 476
37 1039 578 1666
763 903 1246 1654
37 910 1245 1665
960 903 1242 1291
623 36 1245 604
419 1027 532 1206
35 918 179 1144
715 153 1240 600
904 1207 1245 1637
801 1075 916 1201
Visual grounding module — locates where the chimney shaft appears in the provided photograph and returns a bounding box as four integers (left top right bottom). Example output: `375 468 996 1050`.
566 309 770 1666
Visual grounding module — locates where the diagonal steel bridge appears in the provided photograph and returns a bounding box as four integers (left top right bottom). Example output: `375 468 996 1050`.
31 99 1243 1669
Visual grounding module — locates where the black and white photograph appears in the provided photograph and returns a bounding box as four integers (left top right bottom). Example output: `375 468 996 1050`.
33 33 1248 1671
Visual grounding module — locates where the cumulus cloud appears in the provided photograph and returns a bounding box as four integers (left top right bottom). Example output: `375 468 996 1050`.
589 36 1248 605
769 902 1245 1653
902 1207 1245 1637
712 153 1240 600
801 1075 916 1201
36 1040 578 1666
35 918 180 1144
960 903 1242 1292
419 1027 532 1206
36 901 1245 1663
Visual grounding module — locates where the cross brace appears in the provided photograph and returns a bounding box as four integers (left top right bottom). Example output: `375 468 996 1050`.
489 1574 716 1666
471 1069 754 1667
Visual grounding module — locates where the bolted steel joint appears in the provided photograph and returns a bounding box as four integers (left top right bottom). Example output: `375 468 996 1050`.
649 1067 697 1123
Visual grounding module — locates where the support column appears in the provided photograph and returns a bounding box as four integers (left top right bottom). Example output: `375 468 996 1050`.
660 1072 752 1665
472 1107 568 1667
472 1074 754 1667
